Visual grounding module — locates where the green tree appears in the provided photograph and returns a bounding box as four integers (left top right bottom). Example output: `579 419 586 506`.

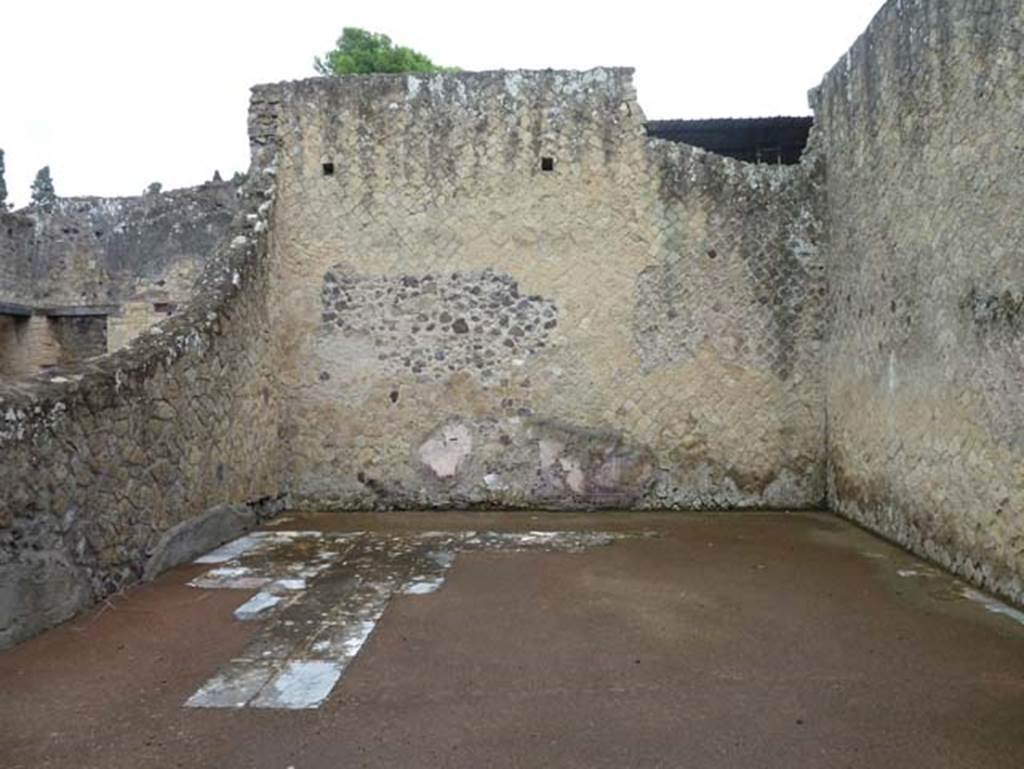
315 28 455 75
31 166 56 209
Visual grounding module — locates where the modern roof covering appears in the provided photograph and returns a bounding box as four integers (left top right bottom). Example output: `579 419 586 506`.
645 117 813 165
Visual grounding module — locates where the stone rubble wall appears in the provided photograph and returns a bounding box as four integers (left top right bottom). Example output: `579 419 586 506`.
0 182 239 308
0 184 240 370
260 69 826 511
0 119 286 647
0 316 60 377
813 0 1024 604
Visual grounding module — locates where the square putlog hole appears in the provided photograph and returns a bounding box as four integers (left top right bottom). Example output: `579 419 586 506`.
322 162 335 176
540 157 555 172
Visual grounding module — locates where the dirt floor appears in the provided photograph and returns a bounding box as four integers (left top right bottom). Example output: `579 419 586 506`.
2 511 1023 768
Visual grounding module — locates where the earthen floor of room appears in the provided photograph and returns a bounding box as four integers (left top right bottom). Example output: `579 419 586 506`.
2 511 1023 768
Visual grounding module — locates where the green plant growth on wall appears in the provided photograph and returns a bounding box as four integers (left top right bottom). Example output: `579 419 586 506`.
315 27 457 75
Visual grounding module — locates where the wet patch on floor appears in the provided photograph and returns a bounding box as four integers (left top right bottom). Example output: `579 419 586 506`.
961 588 1024 626
805 519 1024 632
185 529 642 710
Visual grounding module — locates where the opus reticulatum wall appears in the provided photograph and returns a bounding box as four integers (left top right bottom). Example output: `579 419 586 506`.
259 69 826 512
813 0 1024 604
0 0 1020 648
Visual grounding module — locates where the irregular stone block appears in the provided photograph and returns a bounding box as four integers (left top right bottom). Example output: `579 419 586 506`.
142 503 257 581
0 552 91 649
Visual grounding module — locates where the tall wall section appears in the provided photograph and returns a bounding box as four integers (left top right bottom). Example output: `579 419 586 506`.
0 146 285 647
813 0 1024 603
259 69 826 511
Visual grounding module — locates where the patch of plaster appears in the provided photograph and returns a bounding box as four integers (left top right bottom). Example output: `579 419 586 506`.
234 591 282 620
418 423 473 479
250 660 343 710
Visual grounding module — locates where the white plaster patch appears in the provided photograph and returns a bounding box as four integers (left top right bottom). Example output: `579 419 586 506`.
418 423 473 479
402 577 445 595
185 661 278 709
192 530 316 565
250 661 343 710
193 534 269 563
340 620 378 657
559 457 586 493
522 531 559 542
269 578 307 592
189 566 271 590
234 592 283 620
483 472 507 491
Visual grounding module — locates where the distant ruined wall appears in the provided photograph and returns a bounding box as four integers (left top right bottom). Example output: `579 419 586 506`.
258 69 825 511
0 183 239 308
0 316 59 377
47 315 108 365
0 152 284 647
814 0 1024 603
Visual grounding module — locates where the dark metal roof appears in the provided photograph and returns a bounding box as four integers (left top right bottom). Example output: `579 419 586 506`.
645 116 813 165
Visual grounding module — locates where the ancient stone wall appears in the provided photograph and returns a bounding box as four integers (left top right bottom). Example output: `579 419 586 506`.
259 69 826 511
0 183 240 369
0 139 285 646
0 183 239 307
47 315 108 365
5 0 1021 648
0 316 59 377
813 0 1024 604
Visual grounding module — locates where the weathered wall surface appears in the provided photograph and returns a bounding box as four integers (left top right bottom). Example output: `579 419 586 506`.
3 0 1022 647
0 151 284 646
0 183 239 373
0 183 239 308
259 69 825 511
0 316 59 377
813 0 1024 603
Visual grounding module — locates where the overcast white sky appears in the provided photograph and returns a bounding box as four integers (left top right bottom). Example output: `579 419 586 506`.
0 0 883 206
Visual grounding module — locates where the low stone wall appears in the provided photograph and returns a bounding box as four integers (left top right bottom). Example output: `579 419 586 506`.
260 69 826 512
0 136 285 647
814 0 1024 604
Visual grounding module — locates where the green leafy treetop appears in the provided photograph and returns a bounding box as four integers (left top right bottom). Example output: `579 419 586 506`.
31 166 56 209
315 28 456 75
0 148 7 209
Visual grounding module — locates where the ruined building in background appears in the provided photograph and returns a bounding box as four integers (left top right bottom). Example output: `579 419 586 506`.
0 180 240 375
1 0 1021 647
